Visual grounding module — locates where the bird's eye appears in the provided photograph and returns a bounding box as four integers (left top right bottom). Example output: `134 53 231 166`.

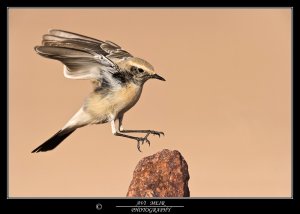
138 68 144 73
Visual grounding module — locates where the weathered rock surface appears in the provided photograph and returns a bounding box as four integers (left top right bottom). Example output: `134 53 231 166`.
127 149 190 197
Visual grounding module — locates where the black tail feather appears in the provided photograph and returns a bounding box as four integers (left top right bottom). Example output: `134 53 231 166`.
32 129 76 153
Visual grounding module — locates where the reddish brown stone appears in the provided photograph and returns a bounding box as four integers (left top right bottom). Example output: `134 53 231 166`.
127 149 190 197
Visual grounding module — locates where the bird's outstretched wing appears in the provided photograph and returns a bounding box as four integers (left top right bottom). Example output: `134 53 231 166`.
43 29 133 60
35 29 132 82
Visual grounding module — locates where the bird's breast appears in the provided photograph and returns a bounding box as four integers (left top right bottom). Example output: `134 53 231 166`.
112 83 142 114
85 83 142 121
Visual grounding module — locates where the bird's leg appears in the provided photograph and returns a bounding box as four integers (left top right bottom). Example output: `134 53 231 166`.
118 115 164 138
111 120 150 152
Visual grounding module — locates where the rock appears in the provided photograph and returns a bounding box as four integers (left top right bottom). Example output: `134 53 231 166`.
127 149 190 197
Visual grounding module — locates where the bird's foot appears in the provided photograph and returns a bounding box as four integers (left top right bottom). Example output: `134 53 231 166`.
136 133 151 152
148 130 165 138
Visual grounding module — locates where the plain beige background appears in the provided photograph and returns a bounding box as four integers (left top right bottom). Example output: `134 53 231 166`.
9 8 291 197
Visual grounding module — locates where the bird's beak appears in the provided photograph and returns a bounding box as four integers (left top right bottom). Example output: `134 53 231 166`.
151 74 166 81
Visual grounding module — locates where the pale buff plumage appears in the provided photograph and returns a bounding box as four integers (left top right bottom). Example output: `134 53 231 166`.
32 29 165 153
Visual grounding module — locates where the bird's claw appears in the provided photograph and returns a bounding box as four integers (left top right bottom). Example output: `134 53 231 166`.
136 131 164 152
136 134 151 152
149 130 165 138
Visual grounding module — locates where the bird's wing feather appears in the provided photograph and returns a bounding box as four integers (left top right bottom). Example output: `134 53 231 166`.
42 34 108 56
45 29 133 59
49 29 104 43
35 46 118 80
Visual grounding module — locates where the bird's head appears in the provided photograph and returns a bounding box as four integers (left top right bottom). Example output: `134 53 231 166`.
122 57 165 84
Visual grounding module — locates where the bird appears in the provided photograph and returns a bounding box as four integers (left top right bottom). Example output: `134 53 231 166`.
31 29 165 153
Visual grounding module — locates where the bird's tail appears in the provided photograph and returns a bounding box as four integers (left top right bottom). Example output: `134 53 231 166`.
32 129 76 153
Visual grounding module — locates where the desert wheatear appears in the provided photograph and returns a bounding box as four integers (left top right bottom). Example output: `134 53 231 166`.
32 29 165 153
